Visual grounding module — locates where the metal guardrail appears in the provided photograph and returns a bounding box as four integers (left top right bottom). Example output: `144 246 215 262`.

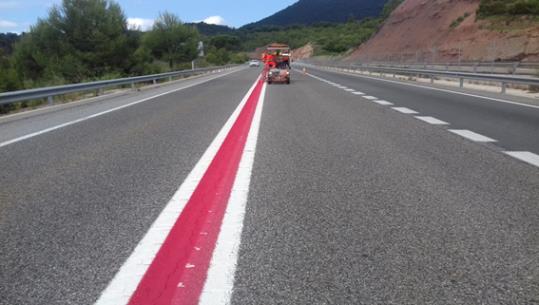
0 65 238 106
296 62 539 94
356 62 539 76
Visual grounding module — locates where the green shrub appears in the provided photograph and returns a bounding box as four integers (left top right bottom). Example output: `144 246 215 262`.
478 0 539 17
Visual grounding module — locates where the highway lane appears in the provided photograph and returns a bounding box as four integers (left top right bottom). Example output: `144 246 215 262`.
231 71 539 304
302 66 539 155
1 64 538 305
0 68 242 146
0 67 260 305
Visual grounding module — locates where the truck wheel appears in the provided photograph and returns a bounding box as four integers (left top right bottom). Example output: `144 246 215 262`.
286 79 290 85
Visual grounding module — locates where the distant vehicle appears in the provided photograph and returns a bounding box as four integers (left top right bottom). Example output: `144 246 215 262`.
262 43 291 85
249 60 260 67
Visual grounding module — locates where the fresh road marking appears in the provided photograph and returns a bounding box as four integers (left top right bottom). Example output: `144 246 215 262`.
94 75 262 305
504 151 539 168
373 100 393 106
363 96 378 100
415 116 449 125
392 107 419 114
0 68 242 149
198 72 266 305
449 129 497 142
127 77 265 305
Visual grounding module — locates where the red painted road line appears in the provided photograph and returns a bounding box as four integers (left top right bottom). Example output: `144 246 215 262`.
127 76 265 305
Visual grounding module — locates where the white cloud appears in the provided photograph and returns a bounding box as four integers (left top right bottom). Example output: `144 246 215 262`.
0 19 18 29
127 17 154 31
203 16 226 26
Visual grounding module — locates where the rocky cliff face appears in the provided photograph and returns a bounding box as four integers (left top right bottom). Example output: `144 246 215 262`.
347 0 539 63
293 43 314 60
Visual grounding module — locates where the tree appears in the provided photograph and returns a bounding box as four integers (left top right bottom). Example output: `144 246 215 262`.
13 0 135 84
143 12 199 68
209 35 241 51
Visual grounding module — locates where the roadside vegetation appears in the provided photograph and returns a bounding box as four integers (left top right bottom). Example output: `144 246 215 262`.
478 0 539 16
0 0 248 100
450 12 471 28
235 19 381 55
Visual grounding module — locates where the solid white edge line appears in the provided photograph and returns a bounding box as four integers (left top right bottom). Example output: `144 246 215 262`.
318 67 539 110
504 151 539 168
198 80 267 305
449 129 497 142
414 116 449 125
392 107 419 114
0 68 243 149
93 75 261 305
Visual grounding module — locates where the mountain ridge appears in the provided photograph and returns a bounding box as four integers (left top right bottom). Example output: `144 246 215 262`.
243 0 389 28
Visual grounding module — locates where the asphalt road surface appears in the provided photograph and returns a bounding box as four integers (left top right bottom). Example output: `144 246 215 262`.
1 66 538 305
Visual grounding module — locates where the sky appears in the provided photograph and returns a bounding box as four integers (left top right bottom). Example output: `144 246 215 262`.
0 0 298 33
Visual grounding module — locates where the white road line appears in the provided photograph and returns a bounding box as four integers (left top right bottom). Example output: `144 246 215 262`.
363 96 378 100
449 129 497 142
0 69 242 149
93 76 261 305
344 88 355 92
198 79 267 305
373 100 393 106
352 91 365 95
504 151 539 168
392 107 419 114
325 68 539 110
415 116 449 125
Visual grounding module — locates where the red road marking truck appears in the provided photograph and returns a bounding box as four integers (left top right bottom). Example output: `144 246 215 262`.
262 43 291 85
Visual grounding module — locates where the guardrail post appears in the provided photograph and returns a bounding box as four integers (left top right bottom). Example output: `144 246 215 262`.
152 79 157 85
430 76 434 84
459 78 464 88
47 96 54 105
168 76 173 82
501 82 507 94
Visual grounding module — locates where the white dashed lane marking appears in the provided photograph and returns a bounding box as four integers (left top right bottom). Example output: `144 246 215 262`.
303 69 539 169
415 116 449 125
504 151 539 168
373 100 393 106
449 129 497 142
392 107 419 114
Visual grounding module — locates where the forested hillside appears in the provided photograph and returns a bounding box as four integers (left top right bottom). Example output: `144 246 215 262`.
244 0 388 28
